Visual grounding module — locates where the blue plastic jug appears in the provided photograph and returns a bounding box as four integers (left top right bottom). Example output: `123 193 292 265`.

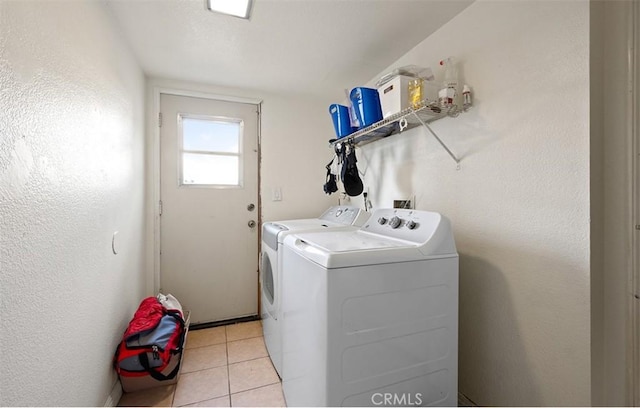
350 87 383 128
329 104 356 138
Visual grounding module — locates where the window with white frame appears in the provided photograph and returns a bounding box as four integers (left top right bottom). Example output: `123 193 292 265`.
179 115 243 187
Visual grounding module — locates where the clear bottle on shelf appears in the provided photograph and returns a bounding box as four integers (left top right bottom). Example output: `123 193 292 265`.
408 78 424 109
438 57 458 108
462 84 472 110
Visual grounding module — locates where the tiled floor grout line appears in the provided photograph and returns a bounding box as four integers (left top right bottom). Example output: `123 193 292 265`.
229 380 282 397
180 363 227 375
185 334 264 351
226 335 263 342
228 354 271 366
176 394 220 408
225 326 232 406
185 341 226 349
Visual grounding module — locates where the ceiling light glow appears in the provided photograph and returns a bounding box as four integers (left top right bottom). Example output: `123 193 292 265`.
206 0 253 19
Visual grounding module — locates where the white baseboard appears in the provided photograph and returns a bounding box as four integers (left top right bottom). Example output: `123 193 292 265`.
104 379 123 407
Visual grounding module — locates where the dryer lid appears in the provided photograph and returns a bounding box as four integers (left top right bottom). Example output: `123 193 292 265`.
268 206 369 231
263 205 370 244
318 206 369 226
262 222 288 251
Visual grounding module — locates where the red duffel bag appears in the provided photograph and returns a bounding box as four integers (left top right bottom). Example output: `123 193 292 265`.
114 296 185 389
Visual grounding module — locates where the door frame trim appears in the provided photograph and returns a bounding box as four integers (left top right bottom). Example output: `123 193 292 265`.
151 87 262 294
630 0 640 404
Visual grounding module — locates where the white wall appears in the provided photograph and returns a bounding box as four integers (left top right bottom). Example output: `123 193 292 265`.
355 1 592 405
0 1 146 406
258 92 341 222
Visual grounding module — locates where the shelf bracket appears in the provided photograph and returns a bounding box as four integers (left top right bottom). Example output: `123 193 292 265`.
411 111 460 164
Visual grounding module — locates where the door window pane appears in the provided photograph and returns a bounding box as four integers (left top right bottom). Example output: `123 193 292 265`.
182 118 240 153
182 153 239 186
180 115 243 187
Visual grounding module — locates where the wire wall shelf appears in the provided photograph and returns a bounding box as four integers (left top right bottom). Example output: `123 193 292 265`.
330 100 465 165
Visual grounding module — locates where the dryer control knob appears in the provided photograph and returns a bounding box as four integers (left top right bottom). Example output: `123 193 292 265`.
389 216 402 229
378 217 388 225
406 220 417 230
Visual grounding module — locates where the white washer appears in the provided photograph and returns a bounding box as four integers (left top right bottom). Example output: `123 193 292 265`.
281 208 459 407
260 206 369 378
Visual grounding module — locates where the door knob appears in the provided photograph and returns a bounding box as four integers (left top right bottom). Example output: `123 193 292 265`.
248 220 256 228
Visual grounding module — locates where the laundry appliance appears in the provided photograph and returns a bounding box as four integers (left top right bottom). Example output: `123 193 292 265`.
281 208 458 407
260 206 369 378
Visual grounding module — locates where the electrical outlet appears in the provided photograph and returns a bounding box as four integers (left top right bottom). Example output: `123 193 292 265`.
393 200 412 209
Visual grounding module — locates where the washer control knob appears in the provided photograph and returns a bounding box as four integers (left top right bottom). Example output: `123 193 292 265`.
389 216 402 229
406 220 417 230
378 217 388 225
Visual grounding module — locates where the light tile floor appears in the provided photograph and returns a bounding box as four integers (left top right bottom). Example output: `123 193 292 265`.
118 321 286 407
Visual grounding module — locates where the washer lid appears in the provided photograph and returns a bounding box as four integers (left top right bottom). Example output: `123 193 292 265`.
283 209 457 268
283 230 450 269
290 229 410 252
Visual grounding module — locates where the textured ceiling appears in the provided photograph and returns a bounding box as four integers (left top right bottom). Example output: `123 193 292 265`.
107 0 473 99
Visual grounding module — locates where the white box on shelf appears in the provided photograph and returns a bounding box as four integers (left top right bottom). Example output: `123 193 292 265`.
378 76 439 118
377 75 411 118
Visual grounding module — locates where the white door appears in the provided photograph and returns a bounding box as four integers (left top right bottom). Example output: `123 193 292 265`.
159 93 259 324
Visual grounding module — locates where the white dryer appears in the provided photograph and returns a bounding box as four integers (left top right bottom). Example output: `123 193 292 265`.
281 208 459 407
260 206 369 378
